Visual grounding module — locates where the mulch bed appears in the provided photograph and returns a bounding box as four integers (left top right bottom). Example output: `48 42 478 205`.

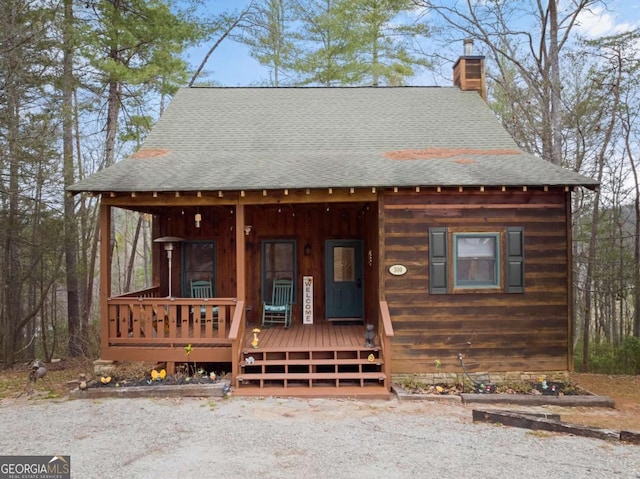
399 381 586 397
88 374 223 389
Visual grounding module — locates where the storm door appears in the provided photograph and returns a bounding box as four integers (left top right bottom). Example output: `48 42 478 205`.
181 241 216 297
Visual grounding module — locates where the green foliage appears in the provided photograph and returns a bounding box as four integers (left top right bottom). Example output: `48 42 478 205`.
347 0 431 86
241 0 299 86
78 0 209 157
574 336 640 374
0 0 69 366
119 115 154 143
618 336 640 374
281 0 430 86
289 0 361 85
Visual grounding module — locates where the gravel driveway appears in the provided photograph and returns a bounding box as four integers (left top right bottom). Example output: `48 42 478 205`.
1 396 638 479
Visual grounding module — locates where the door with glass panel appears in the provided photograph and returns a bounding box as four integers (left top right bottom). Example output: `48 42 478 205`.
324 240 363 320
261 240 296 303
181 241 216 297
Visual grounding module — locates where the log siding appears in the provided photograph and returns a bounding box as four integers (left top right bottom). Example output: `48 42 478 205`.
383 189 571 375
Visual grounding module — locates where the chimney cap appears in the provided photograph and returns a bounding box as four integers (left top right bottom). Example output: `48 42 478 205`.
463 38 474 56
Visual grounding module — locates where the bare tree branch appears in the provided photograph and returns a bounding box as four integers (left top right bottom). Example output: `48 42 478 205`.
189 3 255 87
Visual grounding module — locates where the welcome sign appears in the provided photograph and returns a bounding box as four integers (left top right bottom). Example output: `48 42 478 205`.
303 276 313 324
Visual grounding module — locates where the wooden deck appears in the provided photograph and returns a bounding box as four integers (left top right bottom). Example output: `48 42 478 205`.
100 293 393 398
243 321 366 350
235 321 391 399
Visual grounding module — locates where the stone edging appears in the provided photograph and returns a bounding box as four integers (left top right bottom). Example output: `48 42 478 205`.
68 381 614 406
69 381 230 400
460 393 615 407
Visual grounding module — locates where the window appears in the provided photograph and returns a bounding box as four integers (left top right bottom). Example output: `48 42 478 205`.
182 241 216 296
261 240 296 302
429 227 524 294
454 234 499 288
333 246 355 282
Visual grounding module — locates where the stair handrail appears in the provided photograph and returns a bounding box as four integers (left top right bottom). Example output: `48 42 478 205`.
229 300 246 384
379 300 394 391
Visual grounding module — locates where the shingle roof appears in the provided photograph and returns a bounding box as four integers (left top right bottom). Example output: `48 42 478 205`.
68 87 598 193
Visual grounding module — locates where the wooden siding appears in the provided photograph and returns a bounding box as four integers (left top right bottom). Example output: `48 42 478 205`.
153 202 378 326
383 189 571 374
243 203 377 324
453 57 486 100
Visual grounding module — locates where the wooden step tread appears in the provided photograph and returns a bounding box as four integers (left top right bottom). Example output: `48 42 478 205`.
237 372 385 381
232 386 391 400
240 358 383 367
242 346 381 354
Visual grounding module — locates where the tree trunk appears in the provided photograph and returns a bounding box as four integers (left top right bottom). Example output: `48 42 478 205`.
62 0 82 356
627 132 640 337
581 193 599 371
3 85 22 368
581 47 623 370
548 0 563 166
635 194 640 338
125 215 143 291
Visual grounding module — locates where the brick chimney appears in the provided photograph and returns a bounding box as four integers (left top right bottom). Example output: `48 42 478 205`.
453 39 486 101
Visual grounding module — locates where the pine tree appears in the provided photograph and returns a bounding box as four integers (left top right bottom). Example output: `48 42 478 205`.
241 0 298 86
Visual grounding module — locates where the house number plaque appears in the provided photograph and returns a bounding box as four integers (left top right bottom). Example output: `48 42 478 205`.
388 264 407 276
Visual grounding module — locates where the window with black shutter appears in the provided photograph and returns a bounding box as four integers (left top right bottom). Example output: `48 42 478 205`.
428 227 524 294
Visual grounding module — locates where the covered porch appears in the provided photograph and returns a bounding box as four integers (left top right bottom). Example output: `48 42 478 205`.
97 190 394 397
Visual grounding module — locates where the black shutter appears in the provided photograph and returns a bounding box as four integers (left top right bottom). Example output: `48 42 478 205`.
429 227 448 294
506 227 525 293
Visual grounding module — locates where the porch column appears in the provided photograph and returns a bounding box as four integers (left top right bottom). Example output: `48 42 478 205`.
99 203 112 354
235 203 246 300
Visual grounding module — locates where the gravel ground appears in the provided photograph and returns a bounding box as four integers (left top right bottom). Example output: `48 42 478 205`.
0 396 638 479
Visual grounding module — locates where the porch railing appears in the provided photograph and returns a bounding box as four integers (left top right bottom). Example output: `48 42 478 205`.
107 295 239 345
118 285 161 298
379 300 395 391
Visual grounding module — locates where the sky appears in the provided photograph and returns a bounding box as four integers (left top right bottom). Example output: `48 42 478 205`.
183 0 640 87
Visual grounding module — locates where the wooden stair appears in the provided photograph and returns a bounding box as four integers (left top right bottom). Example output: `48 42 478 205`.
234 346 390 399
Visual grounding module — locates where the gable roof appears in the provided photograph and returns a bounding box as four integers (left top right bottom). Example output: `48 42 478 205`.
68 86 597 193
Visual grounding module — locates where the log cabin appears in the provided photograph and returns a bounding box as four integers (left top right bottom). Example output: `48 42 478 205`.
68 44 598 398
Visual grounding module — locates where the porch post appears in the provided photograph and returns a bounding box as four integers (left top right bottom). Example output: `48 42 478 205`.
99 203 112 355
231 204 247 385
235 203 246 300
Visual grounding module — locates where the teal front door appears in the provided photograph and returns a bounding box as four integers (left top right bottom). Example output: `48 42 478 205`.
325 240 364 320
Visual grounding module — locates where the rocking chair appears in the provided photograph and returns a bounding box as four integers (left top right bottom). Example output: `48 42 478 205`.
190 279 213 300
261 278 294 329
190 279 217 327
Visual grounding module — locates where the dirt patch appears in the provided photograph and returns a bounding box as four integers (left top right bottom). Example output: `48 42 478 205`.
0 358 93 400
561 373 640 432
1 362 638 435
